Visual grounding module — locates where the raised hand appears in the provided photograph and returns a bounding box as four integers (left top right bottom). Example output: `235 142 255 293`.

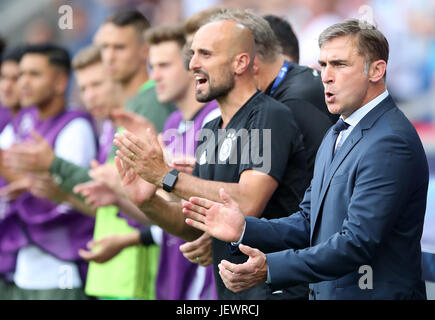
114 156 157 206
218 244 268 293
88 160 123 194
78 236 127 263
113 129 171 186
0 177 31 200
28 172 67 203
182 188 245 243
2 131 54 172
179 232 213 266
110 109 157 142
74 180 119 209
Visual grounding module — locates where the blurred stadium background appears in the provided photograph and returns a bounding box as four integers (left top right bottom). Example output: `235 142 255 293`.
1 0 434 298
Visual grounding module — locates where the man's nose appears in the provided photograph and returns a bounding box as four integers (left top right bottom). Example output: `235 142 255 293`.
18 74 29 88
150 68 160 81
85 89 98 105
189 52 199 72
104 47 116 63
321 65 334 84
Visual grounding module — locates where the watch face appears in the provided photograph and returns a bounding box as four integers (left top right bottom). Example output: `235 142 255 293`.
167 174 177 186
163 170 179 192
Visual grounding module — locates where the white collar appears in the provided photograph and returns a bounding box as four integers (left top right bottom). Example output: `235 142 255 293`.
342 90 389 127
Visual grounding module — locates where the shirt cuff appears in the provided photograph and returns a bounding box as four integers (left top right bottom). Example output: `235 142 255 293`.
266 264 271 284
139 227 155 246
150 225 163 246
231 221 247 246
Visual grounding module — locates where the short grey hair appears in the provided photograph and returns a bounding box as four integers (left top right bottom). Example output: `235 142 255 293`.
207 9 282 63
319 19 389 76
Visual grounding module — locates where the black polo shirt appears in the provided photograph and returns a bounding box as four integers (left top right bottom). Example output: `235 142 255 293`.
266 61 339 124
193 90 311 300
266 63 334 174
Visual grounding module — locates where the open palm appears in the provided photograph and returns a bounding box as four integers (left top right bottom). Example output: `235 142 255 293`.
183 188 245 243
115 156 156 206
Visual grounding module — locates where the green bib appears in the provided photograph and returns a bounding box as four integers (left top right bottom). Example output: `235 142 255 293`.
85 80 167 299
84 205 159 299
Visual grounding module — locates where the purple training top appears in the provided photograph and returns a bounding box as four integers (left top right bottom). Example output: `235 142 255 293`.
0 108 96 282
0 107 37 276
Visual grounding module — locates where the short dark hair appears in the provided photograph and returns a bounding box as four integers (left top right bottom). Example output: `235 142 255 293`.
263 15 299 64
105 10 150 38
23 42 71 75
22 43 71 75
2 45 25 64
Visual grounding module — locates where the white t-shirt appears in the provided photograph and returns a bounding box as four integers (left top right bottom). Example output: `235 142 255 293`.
0 123 15 149
14 117 96 290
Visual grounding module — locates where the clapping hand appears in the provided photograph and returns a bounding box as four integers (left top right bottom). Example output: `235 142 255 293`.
183 188 268 293
182 188 245 243
114 156 157 206
113 129 171 187
179 232 213 266
2 131 54 172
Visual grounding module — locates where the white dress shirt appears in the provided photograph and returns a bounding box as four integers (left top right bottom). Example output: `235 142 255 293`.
335 90 389 150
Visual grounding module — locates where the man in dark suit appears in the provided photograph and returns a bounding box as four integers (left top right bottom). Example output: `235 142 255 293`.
183 19 429 300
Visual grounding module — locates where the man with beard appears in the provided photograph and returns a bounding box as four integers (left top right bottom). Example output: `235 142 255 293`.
183 19 428 300
113 18 311 300
76 25 219 300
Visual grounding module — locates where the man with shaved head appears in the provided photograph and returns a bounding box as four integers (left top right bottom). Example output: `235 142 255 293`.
113 18 311 300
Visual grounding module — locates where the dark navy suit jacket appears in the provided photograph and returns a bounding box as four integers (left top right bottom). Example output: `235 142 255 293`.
241 95 428 299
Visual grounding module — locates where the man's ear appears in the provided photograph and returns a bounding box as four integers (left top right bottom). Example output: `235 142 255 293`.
139 42 149 62
252 56 260 76
233 53 251 76
54 71 69 96
368 59 387 83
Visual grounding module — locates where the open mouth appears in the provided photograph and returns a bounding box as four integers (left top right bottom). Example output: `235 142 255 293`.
194 73 208 90
325 91 336 103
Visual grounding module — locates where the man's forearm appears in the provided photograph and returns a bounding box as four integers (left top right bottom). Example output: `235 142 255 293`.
65 193 97 217
172 172 240 205
118 230 142 248
171 172 269 217
50 156 91 193
0 162 26 183
116 196 152 226
139 193 202 242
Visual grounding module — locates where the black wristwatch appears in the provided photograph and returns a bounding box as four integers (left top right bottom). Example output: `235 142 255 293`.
162 169 179 192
